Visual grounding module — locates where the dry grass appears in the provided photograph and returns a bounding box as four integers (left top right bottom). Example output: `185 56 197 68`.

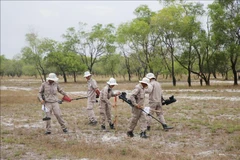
1 76 240 160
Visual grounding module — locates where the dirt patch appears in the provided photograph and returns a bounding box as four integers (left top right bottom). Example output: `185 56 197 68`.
1 78 240 160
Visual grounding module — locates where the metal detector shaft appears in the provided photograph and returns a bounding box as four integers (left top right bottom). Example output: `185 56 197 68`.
71 97 88 101
119 92 164 125
140 108 164 125
58 96 98 104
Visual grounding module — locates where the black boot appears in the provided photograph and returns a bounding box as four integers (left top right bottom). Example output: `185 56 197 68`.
89 121 97 126
140 131 148 138
101 125 106 130
127 131 134 137
63 128 68 133
147 126 151 131
45 131 51 135
109 123 115 130
162 124 173 131
42 117 51 121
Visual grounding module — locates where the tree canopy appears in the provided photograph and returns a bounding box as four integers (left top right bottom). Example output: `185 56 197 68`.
1 0 239 86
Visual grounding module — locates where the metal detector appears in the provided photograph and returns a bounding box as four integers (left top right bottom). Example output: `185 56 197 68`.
58 96 88 104
58 95 99 104
119 92 176 125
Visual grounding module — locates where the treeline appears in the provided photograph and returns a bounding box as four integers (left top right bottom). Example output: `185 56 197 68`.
1 0 239 86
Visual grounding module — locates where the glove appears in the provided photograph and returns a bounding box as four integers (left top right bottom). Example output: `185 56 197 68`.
135 104 142 109
95 89 100 98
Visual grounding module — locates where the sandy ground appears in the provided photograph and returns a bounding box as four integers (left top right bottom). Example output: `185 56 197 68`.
1 78 240 160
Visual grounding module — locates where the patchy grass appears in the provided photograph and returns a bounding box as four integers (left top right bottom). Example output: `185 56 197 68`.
1 76 240 160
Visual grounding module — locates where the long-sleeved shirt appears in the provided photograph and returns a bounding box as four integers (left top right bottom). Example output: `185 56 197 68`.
87 78 98 101
146 79 163 103
38 81 67 103
130 84 145 107
99 85 116 106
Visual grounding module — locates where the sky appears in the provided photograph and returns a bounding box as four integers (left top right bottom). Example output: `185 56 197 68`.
1 0 213 59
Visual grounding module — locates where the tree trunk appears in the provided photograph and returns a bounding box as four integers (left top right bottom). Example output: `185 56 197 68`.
200 78 203 86
63 71 67 83
171 50 176 86
203 74 211 86
73 72 77 82
232 65 238 85
213 72 217 79
128 71 131 81
204 78 210 86
187 69 191 87
38 69 44 82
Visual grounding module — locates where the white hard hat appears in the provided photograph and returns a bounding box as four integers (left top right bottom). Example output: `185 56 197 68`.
46 73 59 82
107 77 118 85
146 73 156 79
83 71 91 78
139 77 149 85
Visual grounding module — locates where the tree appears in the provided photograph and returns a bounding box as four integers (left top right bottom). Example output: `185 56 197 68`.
192 26 215 86
62 23 116 73
0 55 7 76
94 54 121 78
3 60 15 77
116 24 134 81
46 42 86 83
151 5 184 86
208 0 240 85
22 64 38 77
21 32 48 82
212 51 231 79
117 5 161 80
173 2 205 86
